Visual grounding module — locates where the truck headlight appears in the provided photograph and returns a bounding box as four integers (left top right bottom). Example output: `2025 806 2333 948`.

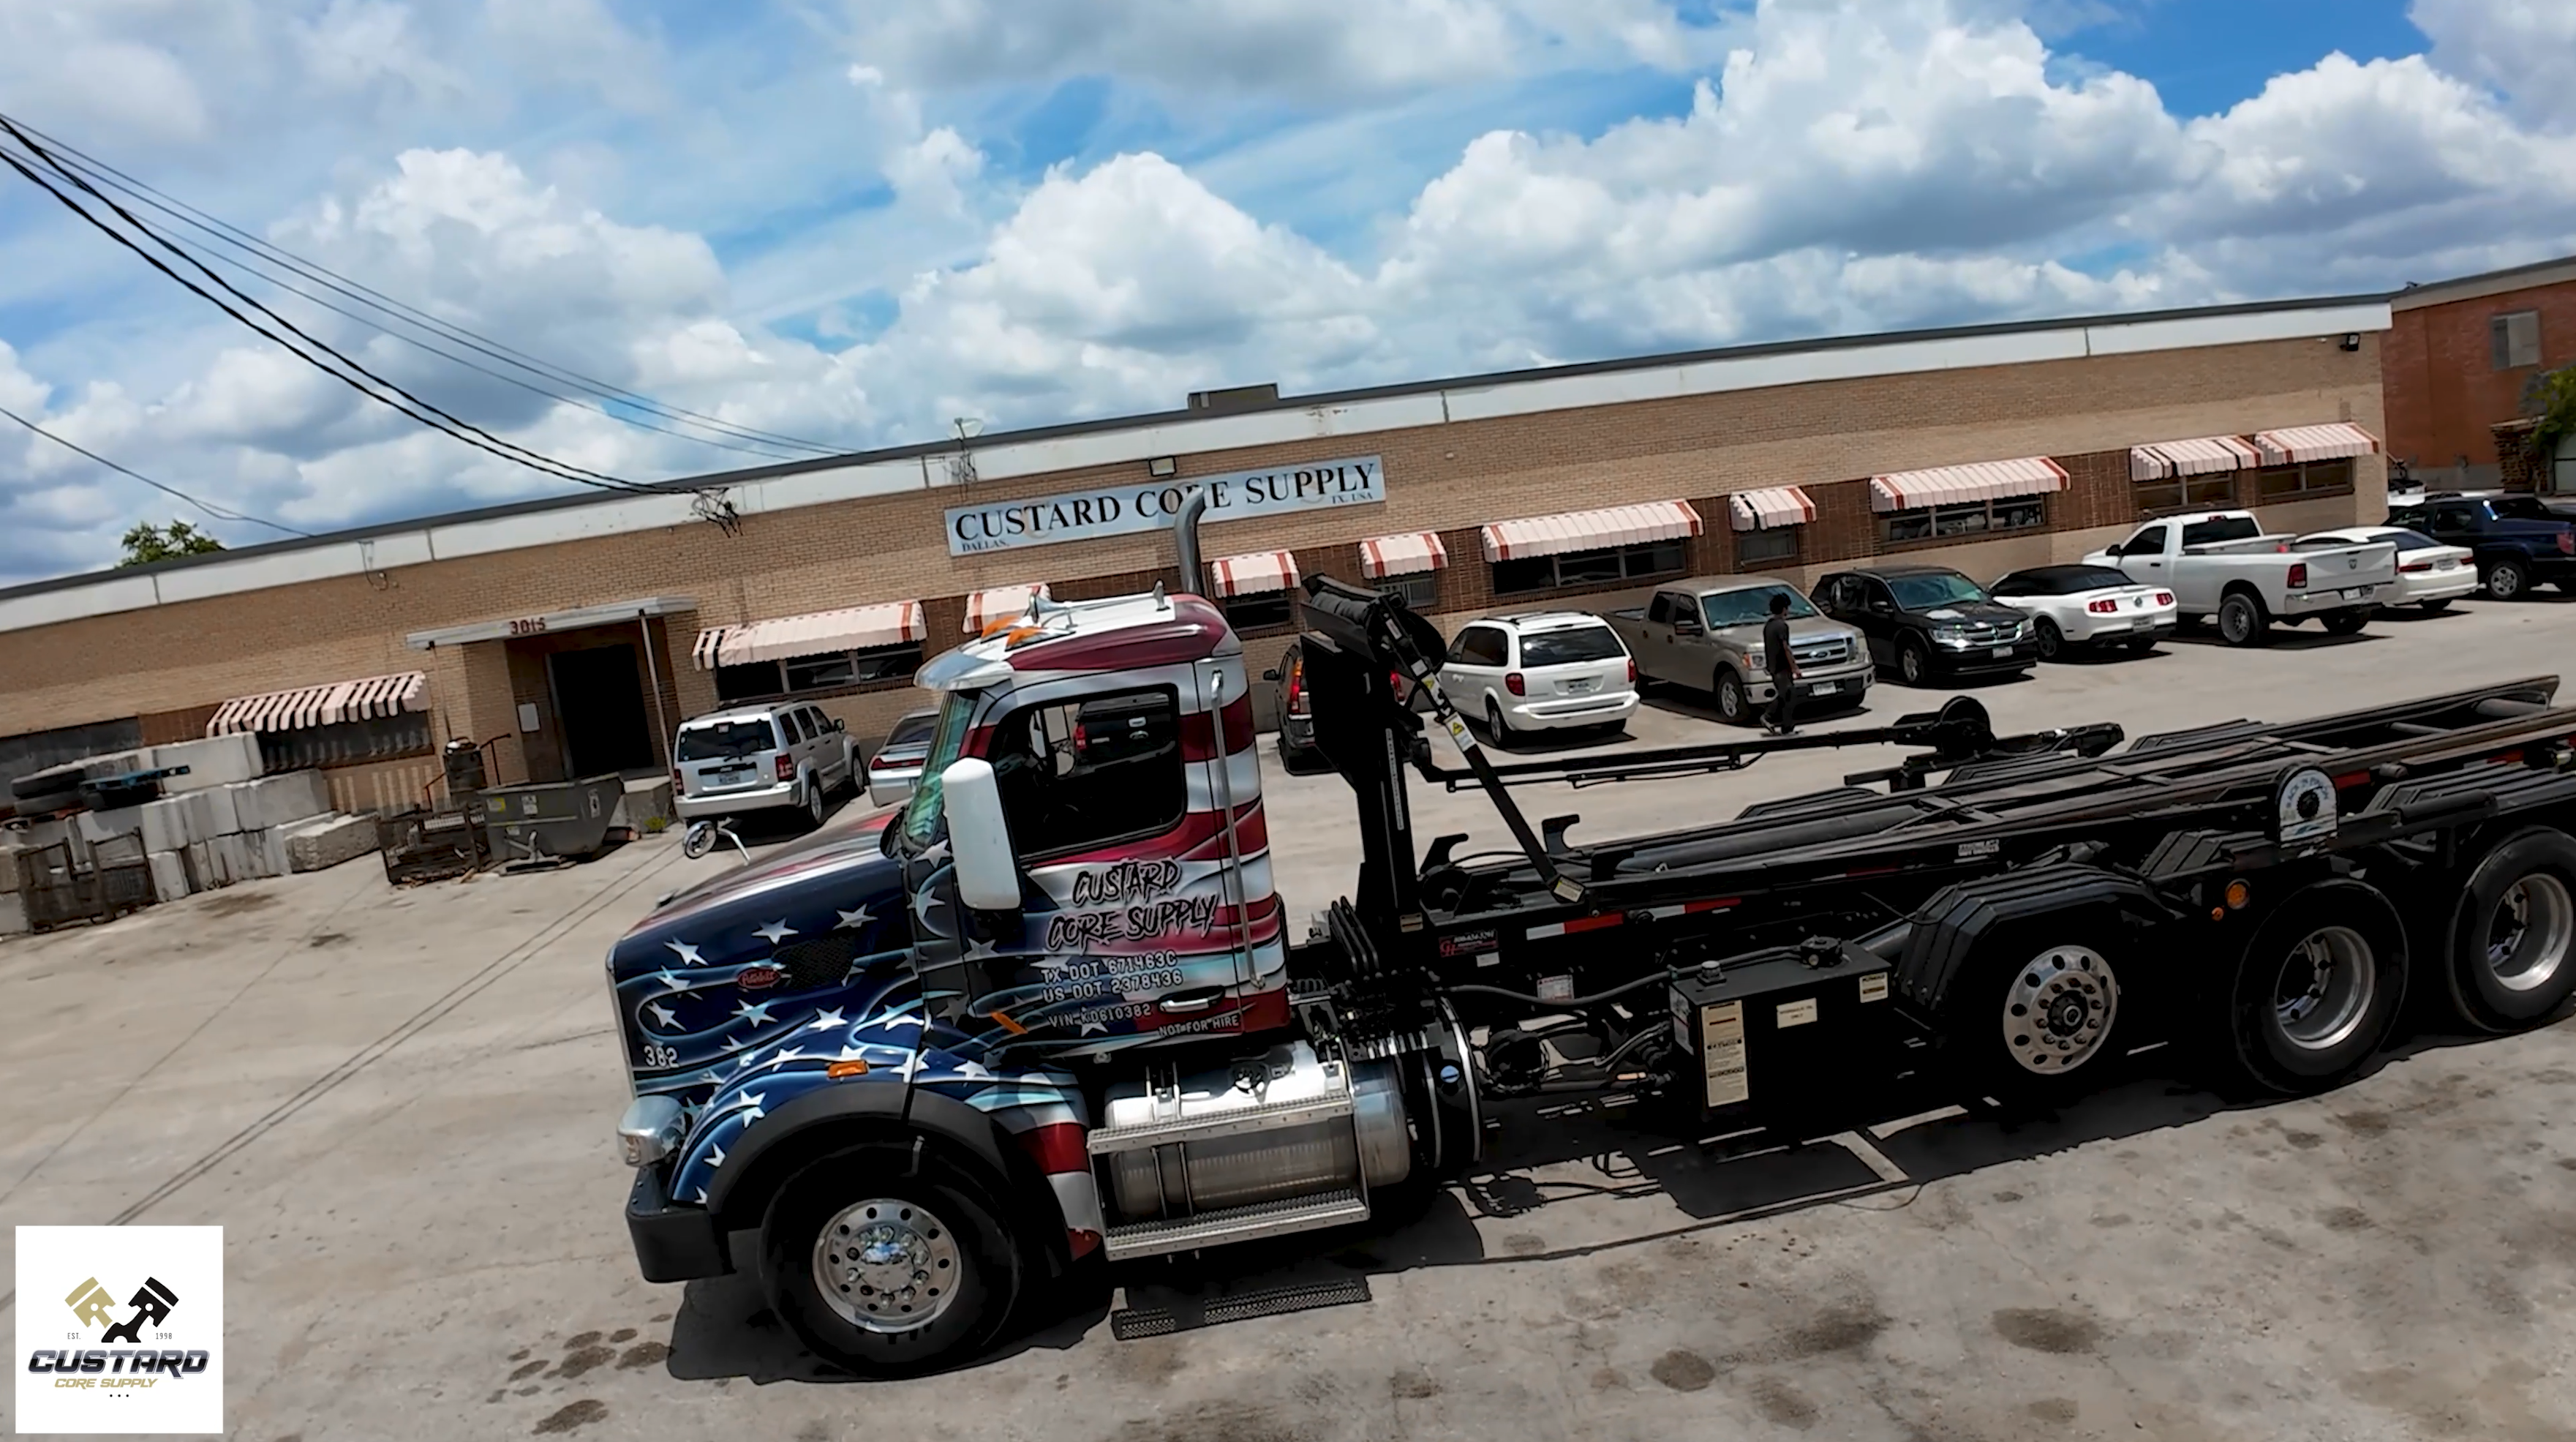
618 1095 686 1168
1932 626 1970 645
2011 620 2033 640
1741 653 1766 674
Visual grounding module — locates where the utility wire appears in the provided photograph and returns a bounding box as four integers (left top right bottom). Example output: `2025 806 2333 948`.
0 121 652 496
0 111 846 459
0 401 313 538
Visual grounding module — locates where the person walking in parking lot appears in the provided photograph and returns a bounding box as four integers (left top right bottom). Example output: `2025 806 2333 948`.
1763 590 1799 736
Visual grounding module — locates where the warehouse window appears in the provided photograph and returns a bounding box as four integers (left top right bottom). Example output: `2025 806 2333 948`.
2253 458 2355 503
1878 496 2046 544
1491 538 1687 596
2134 474 2236 515
1379 571 1440 609
1735 526 1800 566
715 641 920 702
2493 310 2542 370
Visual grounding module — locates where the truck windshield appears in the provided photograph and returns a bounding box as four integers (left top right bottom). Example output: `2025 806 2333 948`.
1699 585 1818 626
1886 574 1986 609
900 693 977 846
676 718 778 761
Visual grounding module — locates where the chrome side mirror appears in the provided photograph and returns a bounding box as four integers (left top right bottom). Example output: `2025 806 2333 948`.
938 757 1022 912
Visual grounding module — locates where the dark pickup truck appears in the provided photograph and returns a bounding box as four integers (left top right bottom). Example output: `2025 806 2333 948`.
2386 492 2576 601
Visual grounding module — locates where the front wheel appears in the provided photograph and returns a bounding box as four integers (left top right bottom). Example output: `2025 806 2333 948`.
1714 667 1752 726
1897 636 1932 687
761 1142 1028 1378
2222 879 2407 1095
2485 559 2529 601
2441 827 2576 1033
2217 591 2270 647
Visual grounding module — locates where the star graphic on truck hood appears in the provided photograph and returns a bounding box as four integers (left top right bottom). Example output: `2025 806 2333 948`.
834 904 873 931
753 919 796 945
663 939 706 967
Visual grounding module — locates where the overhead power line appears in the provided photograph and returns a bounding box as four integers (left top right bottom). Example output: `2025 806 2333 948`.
0 119 653 497
0 401 313 538
0 111 847 462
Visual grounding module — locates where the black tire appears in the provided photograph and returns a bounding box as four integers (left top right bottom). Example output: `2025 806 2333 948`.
1485 697 1516 751
760 1141 1028 1378
2419 598 2451 614
2441 827 2576 1033
1897 636 1933 687
2321 608 2372 636
1944 921 2132 1106
2221 879 2408 1095
2033 617 2064 661
2217 590 2269 647
804 776 828 830
2485 558 2528 601
1713 667 1753 726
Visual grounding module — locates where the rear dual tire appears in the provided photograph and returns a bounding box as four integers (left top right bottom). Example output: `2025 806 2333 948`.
2221 879 2408 1095
2441 827 2576 1034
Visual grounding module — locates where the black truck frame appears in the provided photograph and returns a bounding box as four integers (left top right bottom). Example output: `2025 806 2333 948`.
1287 574 2576 1117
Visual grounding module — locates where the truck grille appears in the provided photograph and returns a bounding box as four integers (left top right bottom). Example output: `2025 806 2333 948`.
1951 622 2019 645
1793 638 1853 667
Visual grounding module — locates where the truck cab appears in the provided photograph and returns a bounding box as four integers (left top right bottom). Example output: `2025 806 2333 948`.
2086 509 2395 646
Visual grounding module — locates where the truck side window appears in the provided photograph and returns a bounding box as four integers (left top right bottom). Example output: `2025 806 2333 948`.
992 688 1186 860
2126 525 2166 556
1646 593 1672 625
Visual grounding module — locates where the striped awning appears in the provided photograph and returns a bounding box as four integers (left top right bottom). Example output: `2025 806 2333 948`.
1482 500 1702 561
966 583 1050 633
1209 552 1300 598
1358 532 1448 579
207 671 426 736
693 601 924 669
2254 423 2380 467
1728 487 1817 532
2131 435 2259 481
1869 457 2068 513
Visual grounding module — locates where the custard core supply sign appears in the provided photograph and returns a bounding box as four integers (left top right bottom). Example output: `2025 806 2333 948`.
946 455 1385 555
17 1225 225 1435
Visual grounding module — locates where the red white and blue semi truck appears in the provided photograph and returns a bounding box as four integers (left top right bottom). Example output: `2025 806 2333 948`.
605 522 2576 1375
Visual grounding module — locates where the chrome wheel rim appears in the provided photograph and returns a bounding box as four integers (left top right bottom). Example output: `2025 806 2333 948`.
2272 926 2376 1051
1902 647 1924 683
2000 945 2119 1074
813 1198 962 1332
1718 675 1744 720
2486 873 2573 994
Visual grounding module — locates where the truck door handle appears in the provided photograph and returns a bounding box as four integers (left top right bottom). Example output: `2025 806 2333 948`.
1159 987 1228 1014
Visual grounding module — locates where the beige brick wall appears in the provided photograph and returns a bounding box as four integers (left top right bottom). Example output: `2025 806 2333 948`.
1 334 2383 767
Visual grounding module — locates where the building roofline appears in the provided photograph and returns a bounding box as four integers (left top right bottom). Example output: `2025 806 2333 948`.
0 290 2392 618
2389 252 2576 310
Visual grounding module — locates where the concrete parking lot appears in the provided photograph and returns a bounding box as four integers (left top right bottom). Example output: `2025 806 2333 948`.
5 596 2575 1441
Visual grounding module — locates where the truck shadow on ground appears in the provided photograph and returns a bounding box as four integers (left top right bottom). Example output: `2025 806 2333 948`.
2158 626 2378 653
654 1008 2552 1384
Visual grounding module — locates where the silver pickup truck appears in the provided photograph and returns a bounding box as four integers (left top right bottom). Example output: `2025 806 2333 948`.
1603 576 1874 725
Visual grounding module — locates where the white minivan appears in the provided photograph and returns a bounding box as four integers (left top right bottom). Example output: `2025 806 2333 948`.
1440 612 1640 747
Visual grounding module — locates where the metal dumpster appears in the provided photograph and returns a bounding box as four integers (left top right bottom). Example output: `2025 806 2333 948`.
377 808 487 885
483 773 623 866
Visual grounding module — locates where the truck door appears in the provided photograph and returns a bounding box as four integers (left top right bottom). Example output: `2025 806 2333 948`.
1857 577 1901 666
2117 523 2170 587
1643 591 1682 677
1194 655 1270 1001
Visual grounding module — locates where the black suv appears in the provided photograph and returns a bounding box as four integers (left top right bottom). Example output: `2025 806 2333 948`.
1810 566 2040 686
2385 492 2576 600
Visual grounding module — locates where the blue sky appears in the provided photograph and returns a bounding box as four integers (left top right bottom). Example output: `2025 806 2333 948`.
1 0 2572 585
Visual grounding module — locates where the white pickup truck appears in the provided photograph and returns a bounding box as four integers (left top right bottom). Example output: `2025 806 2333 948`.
2084 510 2398 647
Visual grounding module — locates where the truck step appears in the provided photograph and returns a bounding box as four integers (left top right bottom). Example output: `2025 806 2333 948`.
1087 1091 1355 1154
1100 1189 1371 1261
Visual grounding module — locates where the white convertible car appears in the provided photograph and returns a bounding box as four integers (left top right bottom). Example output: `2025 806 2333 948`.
2296 526 2479 612
1986 563 2179 659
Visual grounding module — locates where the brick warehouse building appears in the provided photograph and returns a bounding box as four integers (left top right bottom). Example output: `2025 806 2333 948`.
0 292 2392 811
2384 252 2576 489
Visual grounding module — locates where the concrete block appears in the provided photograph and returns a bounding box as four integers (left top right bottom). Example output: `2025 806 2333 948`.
285 814 378 873
233 772 331 832
193 785 243 838
80 748 155 779
251 827 292 879
187 839 227 890
139 796 197 854
155 735 263 792
611 780 677 835
11 816 69 852
77 805 146 846
0 891 26 936
147 849 191 902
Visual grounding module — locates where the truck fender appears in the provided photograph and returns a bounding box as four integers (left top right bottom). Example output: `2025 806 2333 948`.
705 1081 1077 1277
1895 863 2171 1015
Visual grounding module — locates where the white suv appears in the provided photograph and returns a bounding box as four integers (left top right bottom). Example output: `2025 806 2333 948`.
671 701 856 828
1440 612 1641 746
